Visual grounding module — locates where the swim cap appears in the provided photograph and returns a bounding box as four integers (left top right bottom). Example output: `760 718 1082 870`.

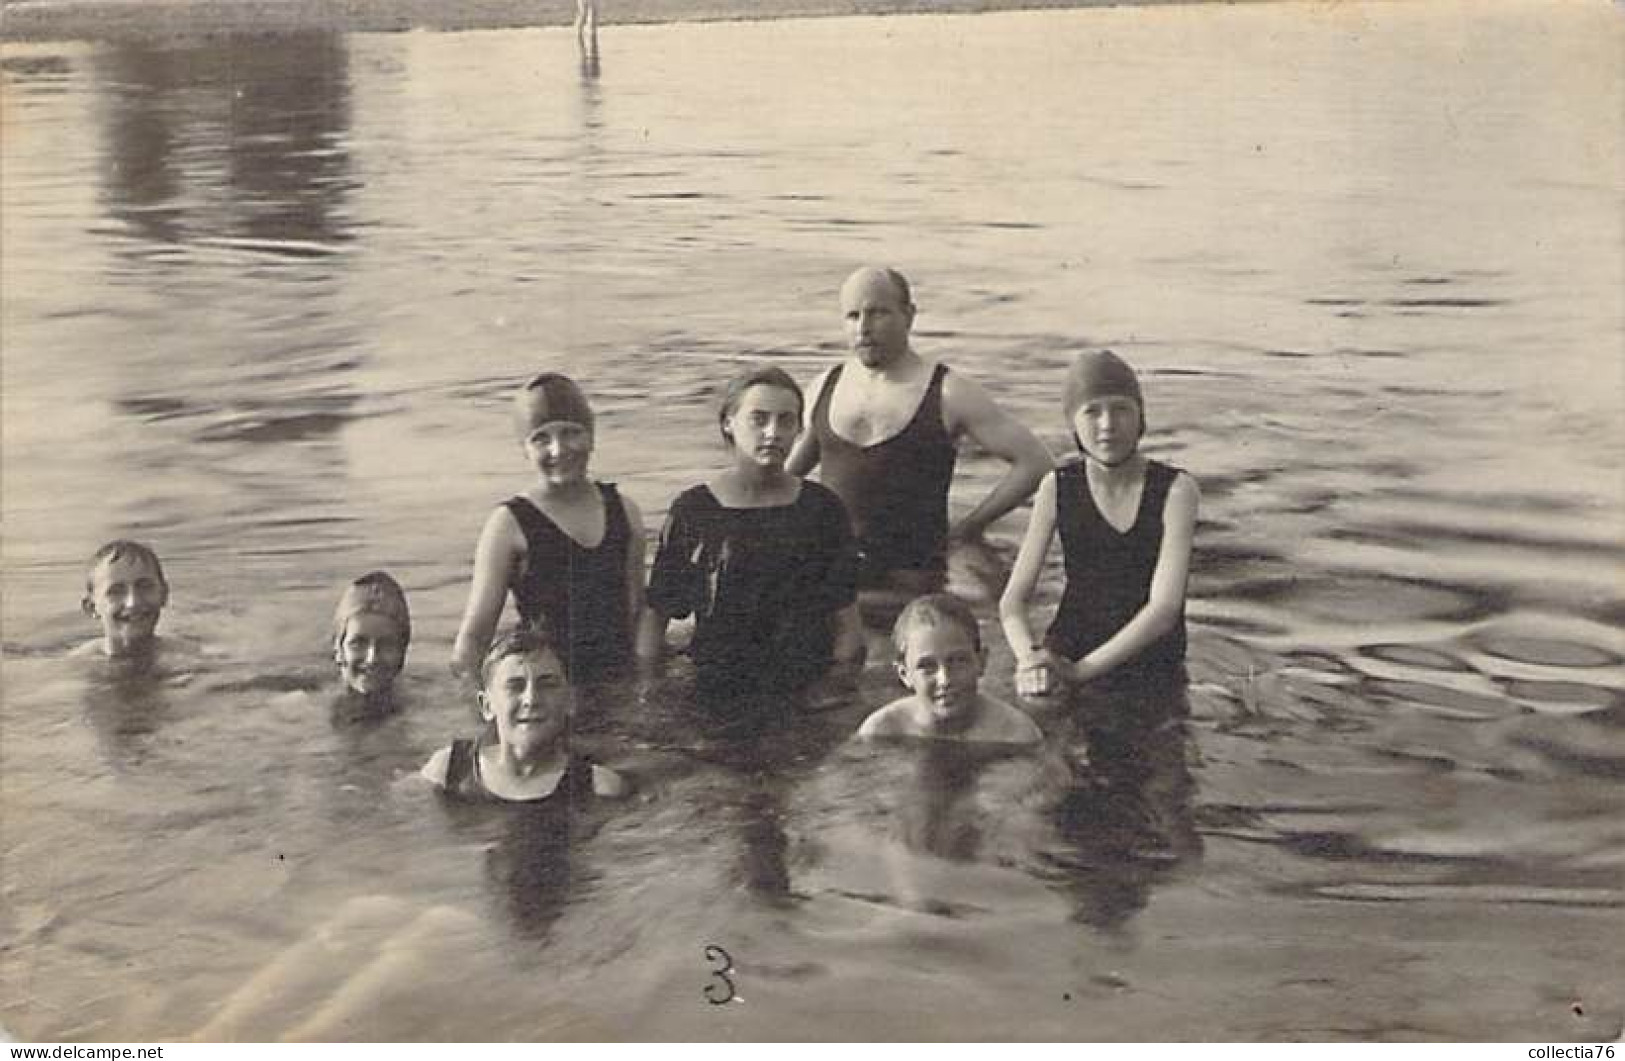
1062 350 1145 435
513 373 593 438
332 571 411 648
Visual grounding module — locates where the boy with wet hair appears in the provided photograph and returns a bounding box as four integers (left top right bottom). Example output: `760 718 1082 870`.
79 540 169 659
858 593 1042 745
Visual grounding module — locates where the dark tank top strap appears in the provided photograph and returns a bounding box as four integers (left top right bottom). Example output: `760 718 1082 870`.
503 495 555 547
1143 460 1178 516
444 738 478 795
598 482 629 547
1053 459 1090 527
919 362 949 435
563 753 597 802
811 363 844 436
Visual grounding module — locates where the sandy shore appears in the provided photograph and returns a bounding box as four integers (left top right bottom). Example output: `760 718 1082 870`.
0 0 1171 43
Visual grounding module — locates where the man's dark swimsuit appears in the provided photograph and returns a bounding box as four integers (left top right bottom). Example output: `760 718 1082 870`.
811 362 956 587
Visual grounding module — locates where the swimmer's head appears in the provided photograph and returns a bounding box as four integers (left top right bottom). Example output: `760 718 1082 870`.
478 626 564 688
840 266 916 369
717 364 804 459
513 372 594 438
891 592 982 662
891 593 985 731
477 627 571 752
513 373 595 487
82 540 169 657
332 572 411 698
1063 349 1145 465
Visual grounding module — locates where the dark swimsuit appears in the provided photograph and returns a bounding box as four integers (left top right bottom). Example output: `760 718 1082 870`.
646 481 858 705
504 483 632 682
1045 458 1187 678
440 739 596 805
811 362 957 585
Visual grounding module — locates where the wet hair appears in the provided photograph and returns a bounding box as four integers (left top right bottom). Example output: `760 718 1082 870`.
891 593 983 661
512 372 594 439
331 571 412 652
83 540 168 597
478 626 563 690
717 364 805 445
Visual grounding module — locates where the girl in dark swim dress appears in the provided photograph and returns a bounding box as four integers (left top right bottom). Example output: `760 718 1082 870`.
452 373 646 685
639 365 863 709
999 350 1200 694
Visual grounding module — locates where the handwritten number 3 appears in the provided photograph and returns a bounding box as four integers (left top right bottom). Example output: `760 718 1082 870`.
703 944 735 1005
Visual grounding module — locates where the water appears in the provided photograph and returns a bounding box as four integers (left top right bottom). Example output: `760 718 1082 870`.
3 0 1622 1041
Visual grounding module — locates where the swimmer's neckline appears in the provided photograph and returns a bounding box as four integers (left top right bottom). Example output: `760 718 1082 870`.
697 480 806 512
820 362 949 452
506 487 613 552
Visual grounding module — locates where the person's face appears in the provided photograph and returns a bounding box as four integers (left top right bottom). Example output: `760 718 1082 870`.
1072 396 1142 466
521 420 593 488
840 272 914 369
84 555 167 656
724 385 801 469
480 649 571 757
335 611 407 699
896 621 984 733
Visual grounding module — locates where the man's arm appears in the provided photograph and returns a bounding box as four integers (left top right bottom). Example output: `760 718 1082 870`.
941 371 1052 540
786 367 834 477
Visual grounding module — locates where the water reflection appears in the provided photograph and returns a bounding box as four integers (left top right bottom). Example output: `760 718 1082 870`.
85 32 367 549
483 802 586 940
94 33 354 256
1042 677 1200 933
78 658 178 768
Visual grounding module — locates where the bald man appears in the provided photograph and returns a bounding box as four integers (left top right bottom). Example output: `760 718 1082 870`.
787 267 1051 606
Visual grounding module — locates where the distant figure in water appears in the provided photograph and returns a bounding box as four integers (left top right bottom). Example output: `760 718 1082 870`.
75 539 169 661
331 571 411 717
575 0 600 51
859 593 1041 745
639 365 863 717
451 372 646 687
786 266 1051 617
424 628 627 802
1000 350 1199 696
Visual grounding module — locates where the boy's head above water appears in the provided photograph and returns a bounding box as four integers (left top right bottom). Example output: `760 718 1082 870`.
478 628 571 755
332 571 411 699
82 540 168 658
892 593 986 734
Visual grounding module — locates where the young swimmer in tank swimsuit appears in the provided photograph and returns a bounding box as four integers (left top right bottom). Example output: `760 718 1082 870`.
451 373 646 687
858 593 1042 744
424 628 627 802
639 365 864 709
999 350 1200 695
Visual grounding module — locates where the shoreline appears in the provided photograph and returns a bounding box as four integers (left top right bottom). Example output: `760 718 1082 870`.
1 0 1185 45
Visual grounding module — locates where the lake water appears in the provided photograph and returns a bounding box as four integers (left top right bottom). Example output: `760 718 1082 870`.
2 0 1622 1041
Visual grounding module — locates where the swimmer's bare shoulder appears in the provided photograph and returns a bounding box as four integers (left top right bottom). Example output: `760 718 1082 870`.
420 746 452 788
590 762 630 798
856 696 917 740
976 694 1043 745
